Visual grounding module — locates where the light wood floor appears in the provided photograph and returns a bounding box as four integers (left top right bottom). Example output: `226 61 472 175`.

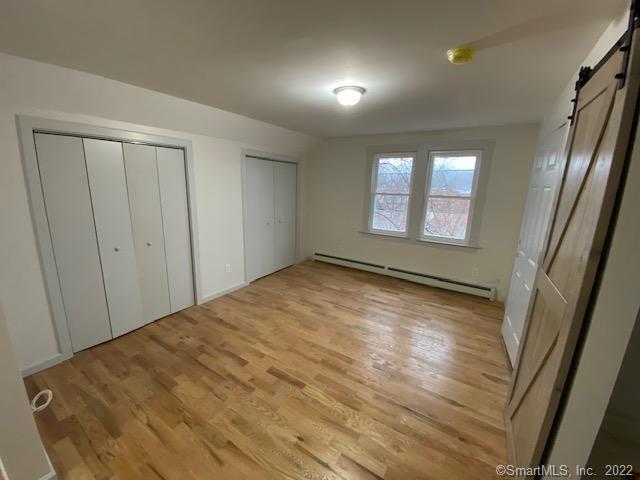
26 261 510 479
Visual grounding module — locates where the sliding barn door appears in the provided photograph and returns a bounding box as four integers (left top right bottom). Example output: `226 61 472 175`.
506 39 640 473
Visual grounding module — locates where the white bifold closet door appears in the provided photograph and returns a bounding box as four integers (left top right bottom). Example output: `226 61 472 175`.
84 139 146 337
274 161 297 271
244 158 276 281
157 147 194 312
34 134 113 351
36 134 195 352
123 143 171 323
244 157 296 282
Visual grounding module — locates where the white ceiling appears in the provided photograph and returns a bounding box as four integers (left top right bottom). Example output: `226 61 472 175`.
0 0 627 137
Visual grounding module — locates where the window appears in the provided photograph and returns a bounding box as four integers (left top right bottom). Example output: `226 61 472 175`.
365 144 488 246
422 150 481 243
369 153 415 234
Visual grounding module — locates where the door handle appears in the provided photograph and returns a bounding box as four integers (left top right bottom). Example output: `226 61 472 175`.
146 241 153 246
114 247 120 252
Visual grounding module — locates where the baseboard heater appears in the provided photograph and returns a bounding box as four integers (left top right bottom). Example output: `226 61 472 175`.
313 253 496 301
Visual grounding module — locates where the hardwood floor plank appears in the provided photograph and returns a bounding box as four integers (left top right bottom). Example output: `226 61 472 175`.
27 261 508 479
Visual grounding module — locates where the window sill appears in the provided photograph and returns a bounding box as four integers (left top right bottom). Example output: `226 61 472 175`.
360 230 481 249
360 230 409 239
416 237 481 249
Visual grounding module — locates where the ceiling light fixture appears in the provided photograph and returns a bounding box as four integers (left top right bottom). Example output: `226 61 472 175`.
333 86 366 106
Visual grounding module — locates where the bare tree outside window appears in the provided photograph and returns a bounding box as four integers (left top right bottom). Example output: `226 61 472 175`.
371 155 414 233
423 153 480 241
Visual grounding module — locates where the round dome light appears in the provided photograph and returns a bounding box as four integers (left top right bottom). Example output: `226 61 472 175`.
333 86 366 106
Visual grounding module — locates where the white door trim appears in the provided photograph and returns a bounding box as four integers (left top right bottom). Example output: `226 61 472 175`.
17 115 202 373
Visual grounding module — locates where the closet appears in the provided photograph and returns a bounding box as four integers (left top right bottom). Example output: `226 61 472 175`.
243 156 297 282
34 133 194 352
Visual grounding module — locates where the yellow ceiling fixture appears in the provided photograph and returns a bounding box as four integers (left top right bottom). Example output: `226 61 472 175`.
446 47 474 65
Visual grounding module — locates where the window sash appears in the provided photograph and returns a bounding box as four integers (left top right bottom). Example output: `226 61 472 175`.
375 193 411 198
426 194 472 200
422 150 482 244
369 153 415 234
423 197 471 241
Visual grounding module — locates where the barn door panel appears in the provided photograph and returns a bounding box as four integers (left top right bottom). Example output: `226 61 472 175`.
506 33 640 474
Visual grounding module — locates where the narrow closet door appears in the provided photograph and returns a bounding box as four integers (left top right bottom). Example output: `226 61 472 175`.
157 147 194 312
34 134 112 351
274 161 297 270
244 157 276 281
84 139 145 337
123 144 171 323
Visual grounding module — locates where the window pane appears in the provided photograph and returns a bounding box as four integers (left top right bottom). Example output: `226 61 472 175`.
424 197 470 239
429 155 476 196
372 194 409 232
375 156 413 194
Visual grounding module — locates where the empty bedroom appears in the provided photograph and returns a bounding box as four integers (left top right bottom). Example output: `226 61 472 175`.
0 1 639 479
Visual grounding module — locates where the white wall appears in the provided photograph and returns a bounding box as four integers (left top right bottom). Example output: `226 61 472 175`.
0 52 318 372
587 317 640 469
0 302 53 480
303 123 540 302
539 11 630 138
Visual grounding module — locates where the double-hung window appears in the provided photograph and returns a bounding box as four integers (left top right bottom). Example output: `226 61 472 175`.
366 147 485 246
369 153 415 235
421 150 481 244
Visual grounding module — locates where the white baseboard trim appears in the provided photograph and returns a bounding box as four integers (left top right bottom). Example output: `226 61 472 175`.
199 281 249 304
0 447 58 480
0 456 8 480
39 471 57 480
21 352 72 378
39 450 57 480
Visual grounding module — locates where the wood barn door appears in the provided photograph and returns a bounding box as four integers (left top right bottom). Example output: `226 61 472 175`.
506 34 640 473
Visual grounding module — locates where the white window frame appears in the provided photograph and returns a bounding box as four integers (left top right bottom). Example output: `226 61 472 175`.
420 149 482 246
368 152 417 236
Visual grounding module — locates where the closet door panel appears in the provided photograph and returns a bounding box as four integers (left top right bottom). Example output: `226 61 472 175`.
34 134 112 351
157 147 194 312
274 162 297 270
84 139 145 337
243 157 263 281
123 143 171 323
244 158 275 281
261 161 276 276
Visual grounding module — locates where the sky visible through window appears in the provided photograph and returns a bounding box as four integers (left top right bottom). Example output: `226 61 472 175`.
424 154 477 240
372 156 413 232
